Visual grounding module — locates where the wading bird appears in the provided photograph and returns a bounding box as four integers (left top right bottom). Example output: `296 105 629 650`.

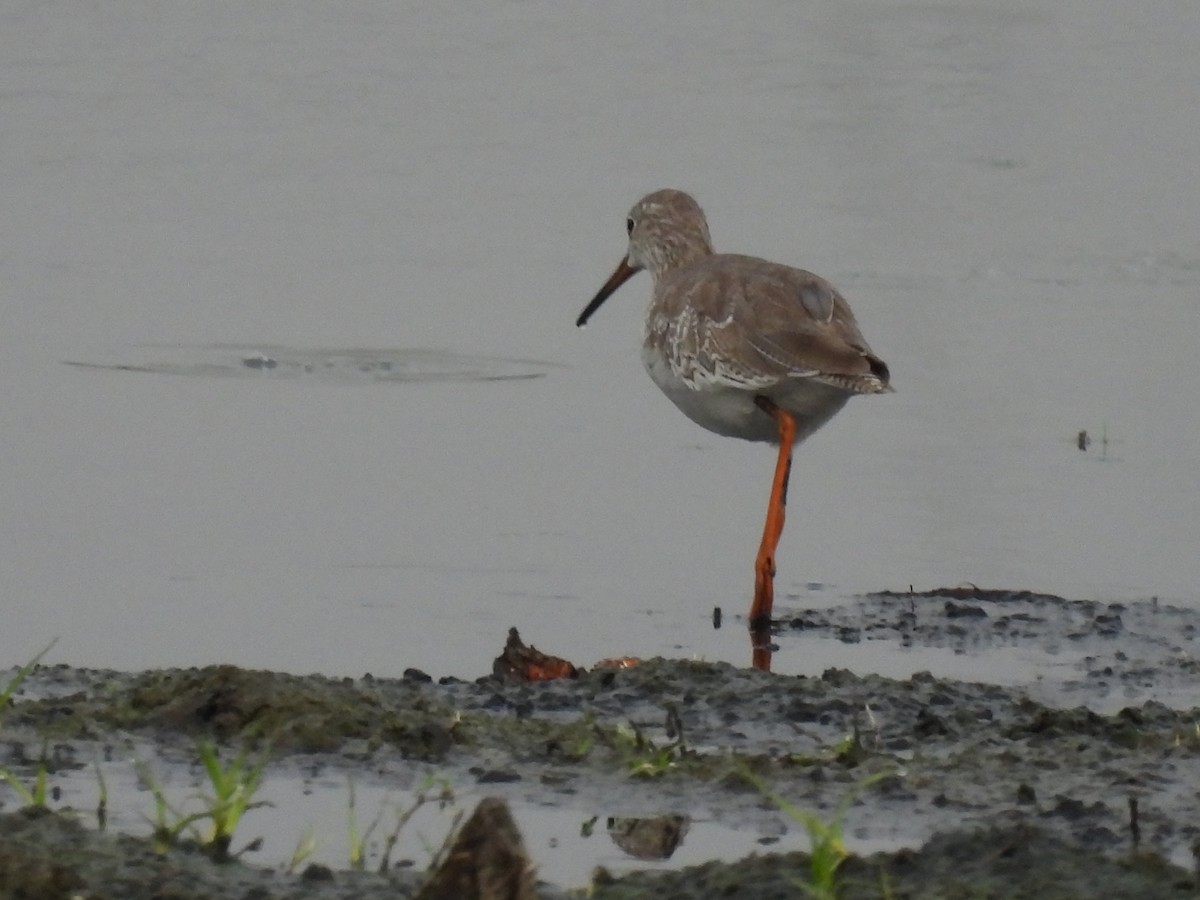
576 190 890 670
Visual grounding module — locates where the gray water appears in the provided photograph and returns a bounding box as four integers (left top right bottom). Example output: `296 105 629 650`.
4 2 1198 679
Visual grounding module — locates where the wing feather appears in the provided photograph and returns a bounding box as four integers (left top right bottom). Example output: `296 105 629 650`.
651 255 890 394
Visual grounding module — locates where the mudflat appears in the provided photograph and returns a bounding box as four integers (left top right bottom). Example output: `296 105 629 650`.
3 588 1198 899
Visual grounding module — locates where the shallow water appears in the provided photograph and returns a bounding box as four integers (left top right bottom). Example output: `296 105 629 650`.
3 2 1199 681
47 753 779 888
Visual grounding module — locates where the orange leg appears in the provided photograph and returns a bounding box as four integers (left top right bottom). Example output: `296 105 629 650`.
749 398 796 669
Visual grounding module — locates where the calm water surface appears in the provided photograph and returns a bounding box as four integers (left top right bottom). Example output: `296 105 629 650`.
4 2 1198 679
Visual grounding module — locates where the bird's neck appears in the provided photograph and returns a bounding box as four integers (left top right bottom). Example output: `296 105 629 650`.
647 238 714 281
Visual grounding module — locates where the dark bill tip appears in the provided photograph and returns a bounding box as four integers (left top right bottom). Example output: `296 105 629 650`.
576 257 639 327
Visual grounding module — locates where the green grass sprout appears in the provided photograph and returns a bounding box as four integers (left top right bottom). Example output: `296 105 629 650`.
286 825 318 873
0 642 59 810
195 738 273 860
741 767 895 899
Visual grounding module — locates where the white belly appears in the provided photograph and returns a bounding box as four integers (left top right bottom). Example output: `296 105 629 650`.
642 346 849 445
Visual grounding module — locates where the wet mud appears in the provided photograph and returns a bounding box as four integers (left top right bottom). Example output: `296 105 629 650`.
62 345 559 384
3 588 1200 898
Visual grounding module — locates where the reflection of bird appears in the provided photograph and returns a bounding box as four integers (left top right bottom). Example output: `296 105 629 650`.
577 190 890 666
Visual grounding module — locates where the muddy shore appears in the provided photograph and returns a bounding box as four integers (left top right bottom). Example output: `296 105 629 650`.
3 588 1199 898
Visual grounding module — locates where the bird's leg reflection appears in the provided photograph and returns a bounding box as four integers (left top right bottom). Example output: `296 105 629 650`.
751 626 775 672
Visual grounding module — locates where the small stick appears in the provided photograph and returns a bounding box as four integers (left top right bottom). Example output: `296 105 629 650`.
1128 797 1140 850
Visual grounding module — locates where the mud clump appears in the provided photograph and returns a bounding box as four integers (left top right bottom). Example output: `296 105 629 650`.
10 664 468 759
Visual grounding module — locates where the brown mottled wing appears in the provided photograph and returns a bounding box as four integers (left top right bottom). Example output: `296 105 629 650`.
665 255 889 394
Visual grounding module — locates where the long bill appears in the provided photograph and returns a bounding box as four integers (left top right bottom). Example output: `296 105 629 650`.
576 257 640 327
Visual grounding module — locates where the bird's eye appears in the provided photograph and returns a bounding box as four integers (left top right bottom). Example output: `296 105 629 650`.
626 217 635 236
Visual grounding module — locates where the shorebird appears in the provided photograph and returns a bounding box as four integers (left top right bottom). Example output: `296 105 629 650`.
576 190 890 666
